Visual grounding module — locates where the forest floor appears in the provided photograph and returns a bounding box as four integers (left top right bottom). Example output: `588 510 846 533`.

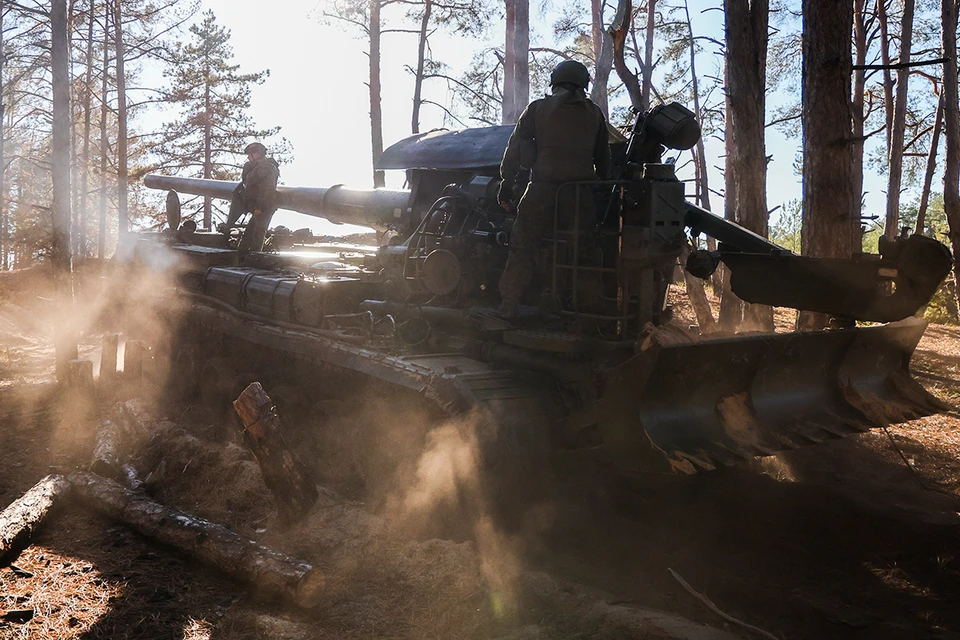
1 265 960 640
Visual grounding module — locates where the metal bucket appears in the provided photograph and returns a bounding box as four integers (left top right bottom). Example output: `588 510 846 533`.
593 318 947 474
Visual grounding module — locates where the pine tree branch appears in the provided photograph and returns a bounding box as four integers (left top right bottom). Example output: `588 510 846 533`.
419 99 468 127
529 47 573 60
5 2 47 18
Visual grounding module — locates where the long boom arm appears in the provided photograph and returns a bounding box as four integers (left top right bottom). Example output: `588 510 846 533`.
682 200 952 323
684 201 784 254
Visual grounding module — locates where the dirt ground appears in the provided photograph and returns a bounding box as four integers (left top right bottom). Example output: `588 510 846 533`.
1 269 960 640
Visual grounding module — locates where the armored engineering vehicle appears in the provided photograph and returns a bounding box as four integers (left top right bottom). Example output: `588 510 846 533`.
134 103 953 481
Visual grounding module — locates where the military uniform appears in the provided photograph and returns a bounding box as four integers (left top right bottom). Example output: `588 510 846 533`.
226 155 280 253
498 85 609 312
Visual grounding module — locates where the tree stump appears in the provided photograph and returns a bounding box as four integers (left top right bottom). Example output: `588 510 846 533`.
100 333 119 385
67 471 325 607
232 382 317 519
0 475 71 566
123 340 146 386
67 359 94 390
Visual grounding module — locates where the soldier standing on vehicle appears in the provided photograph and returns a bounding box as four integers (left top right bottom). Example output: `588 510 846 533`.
497 60 610 318
225 142 280 253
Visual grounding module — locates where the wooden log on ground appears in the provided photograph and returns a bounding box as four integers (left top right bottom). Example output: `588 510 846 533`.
119 464 143 491
89 401 153 480
233 382 317 518
0 475 71 566
89 399 162 488
67 470 325 608
89 419 123 478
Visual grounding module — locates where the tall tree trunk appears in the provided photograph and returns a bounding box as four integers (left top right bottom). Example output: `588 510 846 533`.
411 0 432 134
52 0 78 380
98 1 109 260
800 0 857 330
640 0 656 111
69 0 79 258
681 246 716 334
722 0 771 332
114 0 128 237
609 0 642 108
514 0 528 113
877 0 894 150
682 0 714 328
916 94 944 235
851 0 867 229
0 0 6 271
503 0 515 123
590 0 613 116
13 173 21 268
502 0 528 124
941 0 960 310
203 56 212 228
79 0 95 258
690 149 721 295
884 0 914 240
369 0 384 187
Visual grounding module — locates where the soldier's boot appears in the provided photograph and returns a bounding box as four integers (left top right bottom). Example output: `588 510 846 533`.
225 196 246 237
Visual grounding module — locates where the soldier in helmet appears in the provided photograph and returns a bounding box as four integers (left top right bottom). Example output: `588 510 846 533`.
497 59 610 318
225 142 281 253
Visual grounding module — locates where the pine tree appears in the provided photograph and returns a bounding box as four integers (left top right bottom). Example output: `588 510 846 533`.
156 10 288 229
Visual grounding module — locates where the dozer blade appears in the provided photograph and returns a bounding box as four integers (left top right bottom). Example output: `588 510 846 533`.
591 318 948 475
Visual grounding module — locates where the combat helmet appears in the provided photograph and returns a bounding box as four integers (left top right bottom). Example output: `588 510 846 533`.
550 60 590 90
244 142 267 156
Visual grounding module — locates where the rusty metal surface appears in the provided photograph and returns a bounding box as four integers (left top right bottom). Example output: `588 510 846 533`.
377 126 514 171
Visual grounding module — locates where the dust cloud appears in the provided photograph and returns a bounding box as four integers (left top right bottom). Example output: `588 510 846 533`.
383 415 528 619
1 247 539 634
0 243 187 463
754 455 797 482
278 395 536 624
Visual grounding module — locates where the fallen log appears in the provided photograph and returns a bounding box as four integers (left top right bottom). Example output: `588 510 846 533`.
89 400 161 485
67 470 325 608
89 419 123 478
119 464 143 491
0 475 71 566
232 382 317 518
